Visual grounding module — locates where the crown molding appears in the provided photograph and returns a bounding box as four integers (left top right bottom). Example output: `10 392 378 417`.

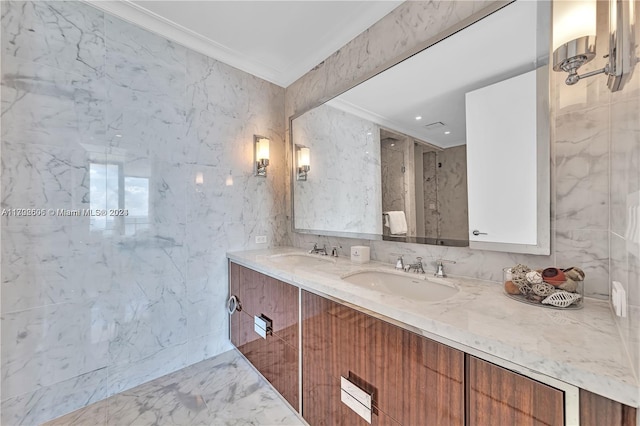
84 0 287 87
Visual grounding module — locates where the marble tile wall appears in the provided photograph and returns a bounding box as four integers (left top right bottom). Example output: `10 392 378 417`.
608 9 640 382
380 142 406 215
1 1 286 424
436 145 468 241
422 150 438 238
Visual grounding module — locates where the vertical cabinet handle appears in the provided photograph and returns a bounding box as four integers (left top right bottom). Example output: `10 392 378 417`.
227 295 242 314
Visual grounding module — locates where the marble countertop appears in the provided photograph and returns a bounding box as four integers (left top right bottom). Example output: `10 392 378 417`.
227 247 639 408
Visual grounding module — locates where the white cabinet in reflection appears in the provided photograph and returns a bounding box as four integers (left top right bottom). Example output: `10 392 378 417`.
465 68 550 255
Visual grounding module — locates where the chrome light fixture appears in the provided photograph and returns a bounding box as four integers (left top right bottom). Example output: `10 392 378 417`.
552 0 636 91
254 136 270 177
296 145 310 181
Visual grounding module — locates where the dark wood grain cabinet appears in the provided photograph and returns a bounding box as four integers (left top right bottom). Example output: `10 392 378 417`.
228 262 299 410
301 289 464 426
467 355 564 426
580 389 637 426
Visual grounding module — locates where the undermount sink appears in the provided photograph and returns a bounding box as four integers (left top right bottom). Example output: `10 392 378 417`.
268 253 337 267
341 270 459 302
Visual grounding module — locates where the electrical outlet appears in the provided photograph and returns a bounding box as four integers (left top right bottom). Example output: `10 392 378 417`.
255 235 267 244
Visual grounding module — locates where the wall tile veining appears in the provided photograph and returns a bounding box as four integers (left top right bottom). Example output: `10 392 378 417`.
1 1 286 423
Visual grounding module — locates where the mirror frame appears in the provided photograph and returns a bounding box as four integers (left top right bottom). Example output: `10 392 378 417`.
289 0 551 247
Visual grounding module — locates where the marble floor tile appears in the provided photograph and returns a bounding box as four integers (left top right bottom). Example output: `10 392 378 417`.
43 349 304 426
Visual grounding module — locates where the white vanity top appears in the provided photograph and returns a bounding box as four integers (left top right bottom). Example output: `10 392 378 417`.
227 247 639 408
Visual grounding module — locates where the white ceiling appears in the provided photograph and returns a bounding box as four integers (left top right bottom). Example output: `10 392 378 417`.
92 1 401 87
328 0 550 148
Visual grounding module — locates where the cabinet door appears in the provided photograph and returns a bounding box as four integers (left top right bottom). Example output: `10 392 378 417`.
228 262 299 410
579 389 637 426
302 290 464 425
466 355 563 426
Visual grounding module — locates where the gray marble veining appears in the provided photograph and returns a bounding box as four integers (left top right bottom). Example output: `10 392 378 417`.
292 103 381 235
1 1 286 424
44 349 303 426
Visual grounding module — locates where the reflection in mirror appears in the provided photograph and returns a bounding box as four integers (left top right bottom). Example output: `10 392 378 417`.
291 0 550 250
380 129 468 246
292 103 381 238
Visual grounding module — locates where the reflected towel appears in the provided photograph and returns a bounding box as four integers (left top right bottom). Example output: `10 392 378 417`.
383 211 407 235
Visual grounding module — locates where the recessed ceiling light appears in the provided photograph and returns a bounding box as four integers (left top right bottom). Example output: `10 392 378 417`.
444 131 451 135
415 116 422 120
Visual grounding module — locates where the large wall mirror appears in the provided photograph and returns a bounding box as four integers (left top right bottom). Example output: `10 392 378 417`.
292 0 551 254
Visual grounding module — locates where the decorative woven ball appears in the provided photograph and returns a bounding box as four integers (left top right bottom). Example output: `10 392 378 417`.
526 270 543 285
531 282 556 297
510 264 532 294
514 280 531 295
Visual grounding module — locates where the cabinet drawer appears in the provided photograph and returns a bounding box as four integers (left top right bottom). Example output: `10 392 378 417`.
302 290 464 426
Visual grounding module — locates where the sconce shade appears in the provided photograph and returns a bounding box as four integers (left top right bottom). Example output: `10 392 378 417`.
256 138 270 161
552 0 596 51
254 135 270 177
296 145 310 181
298 147 310 167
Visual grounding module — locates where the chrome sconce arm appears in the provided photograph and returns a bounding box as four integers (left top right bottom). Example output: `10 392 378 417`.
553 0 637 92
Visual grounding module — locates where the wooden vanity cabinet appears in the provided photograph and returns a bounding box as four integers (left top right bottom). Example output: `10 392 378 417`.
302 290 464 426
580 389 637 426
228 262 299 410
466 355 564 426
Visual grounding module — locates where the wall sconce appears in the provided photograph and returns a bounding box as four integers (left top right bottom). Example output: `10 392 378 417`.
254 136 270 177
296 145 310 181
552 0 636 92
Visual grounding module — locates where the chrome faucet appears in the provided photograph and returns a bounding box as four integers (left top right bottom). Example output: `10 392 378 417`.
434 259 456 278
395 255 404 270
309 243 328 255
404 257 425 274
